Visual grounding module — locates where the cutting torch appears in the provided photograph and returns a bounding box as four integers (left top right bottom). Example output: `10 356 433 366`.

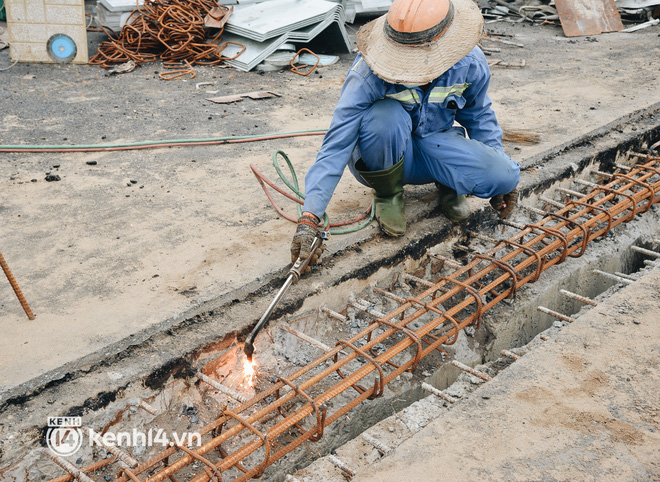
244 234 326 362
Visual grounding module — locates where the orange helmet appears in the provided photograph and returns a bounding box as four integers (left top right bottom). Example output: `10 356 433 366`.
385 0 454 45
357 0 483 84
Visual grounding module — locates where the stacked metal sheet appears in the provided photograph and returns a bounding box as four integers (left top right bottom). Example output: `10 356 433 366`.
95 0 144 32
219 0 351 72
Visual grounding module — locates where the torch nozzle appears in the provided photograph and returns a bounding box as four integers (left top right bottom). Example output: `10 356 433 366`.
244 342 254 363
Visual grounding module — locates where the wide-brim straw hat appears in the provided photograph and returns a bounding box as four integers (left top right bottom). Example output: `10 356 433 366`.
357 0 484 85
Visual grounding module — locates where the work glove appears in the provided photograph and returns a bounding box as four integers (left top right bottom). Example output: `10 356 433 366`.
290 212 325 273
490 188 519 219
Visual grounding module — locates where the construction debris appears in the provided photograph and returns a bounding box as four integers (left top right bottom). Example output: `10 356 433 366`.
555 0 624 36
207 91 281 104
217 0 351 72
90 0 235 69
95 0 145 32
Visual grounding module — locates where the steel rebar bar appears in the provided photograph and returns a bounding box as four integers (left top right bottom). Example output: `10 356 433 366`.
421 382 457 403
537 306 576 323
0 253 35 320
593 270 635 285
559 289 598 306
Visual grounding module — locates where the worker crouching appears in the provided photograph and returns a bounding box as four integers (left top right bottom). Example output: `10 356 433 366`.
291 0 520 264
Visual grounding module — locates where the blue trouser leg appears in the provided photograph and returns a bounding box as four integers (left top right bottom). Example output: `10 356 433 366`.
412 127 520 198
348 99 415 183
348 99 520 199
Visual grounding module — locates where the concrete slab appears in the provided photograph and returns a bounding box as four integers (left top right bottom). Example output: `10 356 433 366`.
0 12 659 397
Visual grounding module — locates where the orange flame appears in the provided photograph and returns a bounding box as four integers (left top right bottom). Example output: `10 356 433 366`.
243 358 255 388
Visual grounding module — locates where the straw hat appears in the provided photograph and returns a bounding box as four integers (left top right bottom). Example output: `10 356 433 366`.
357 0 484 85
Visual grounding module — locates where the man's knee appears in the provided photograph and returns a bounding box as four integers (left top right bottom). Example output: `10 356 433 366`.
357 99 412 171
360 99 411 143
360 99 412 145
482 153 520 197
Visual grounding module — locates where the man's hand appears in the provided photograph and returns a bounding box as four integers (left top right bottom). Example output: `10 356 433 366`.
489 188 519 219
291 212 325 273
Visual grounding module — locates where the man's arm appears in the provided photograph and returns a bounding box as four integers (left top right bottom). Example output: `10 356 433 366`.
455 49 504 151
302 58 382 220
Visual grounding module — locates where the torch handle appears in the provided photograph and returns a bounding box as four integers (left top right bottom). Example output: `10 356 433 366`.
244 236 323 359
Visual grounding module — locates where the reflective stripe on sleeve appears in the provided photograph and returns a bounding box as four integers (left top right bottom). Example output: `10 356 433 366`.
385 89 421 104
428 82 471 103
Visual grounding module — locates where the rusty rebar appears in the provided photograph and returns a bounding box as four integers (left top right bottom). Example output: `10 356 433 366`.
539 195 564 209
631 245 660 259
362 433 391 455
0 252 35 320
373 287 407 304
197 373 249 404
573 178 599 188
328 454 356 479
123 157 659 481
537 306 576 323
88 429 139 468
320 306 347 322
593 270 634 285
89 0 242 73
41 157 660 482
500 349 520 360
427 253 463 268
559 289 598 306
42 449 94 482
421 382 457 403
556 186 585 198
138 400 157 415
281 324 330 352
451 361 492 382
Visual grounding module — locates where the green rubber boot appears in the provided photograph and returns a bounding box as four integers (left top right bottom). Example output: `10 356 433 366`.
435 183 470 223
357 158 406 237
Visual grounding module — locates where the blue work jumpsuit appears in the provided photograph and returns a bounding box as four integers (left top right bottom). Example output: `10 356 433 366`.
302 46 520 220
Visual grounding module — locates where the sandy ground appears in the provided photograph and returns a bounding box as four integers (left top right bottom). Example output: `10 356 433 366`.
297 268 660 481
0 13 659 394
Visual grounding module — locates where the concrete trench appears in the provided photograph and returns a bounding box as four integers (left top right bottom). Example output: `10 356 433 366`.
0 111 659 480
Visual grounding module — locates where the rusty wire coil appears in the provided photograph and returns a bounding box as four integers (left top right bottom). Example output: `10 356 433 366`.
89 0 242 72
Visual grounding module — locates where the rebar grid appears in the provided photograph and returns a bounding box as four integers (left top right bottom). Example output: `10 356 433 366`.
47 155 660 482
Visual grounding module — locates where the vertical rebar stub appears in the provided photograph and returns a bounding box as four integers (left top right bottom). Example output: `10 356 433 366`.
500 349 520 360
197 373 249 404
593 269 634 285
451 360 492 381
559 289 598 306
328 454 356 479
537 306 576 323
0 253 35 320
362 433 392 455
421 382 457 403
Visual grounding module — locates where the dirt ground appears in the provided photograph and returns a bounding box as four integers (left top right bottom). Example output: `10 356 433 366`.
353 268 660 481
0 7 659 396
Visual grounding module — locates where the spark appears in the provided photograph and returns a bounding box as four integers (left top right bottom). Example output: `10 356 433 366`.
243 358 256 388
